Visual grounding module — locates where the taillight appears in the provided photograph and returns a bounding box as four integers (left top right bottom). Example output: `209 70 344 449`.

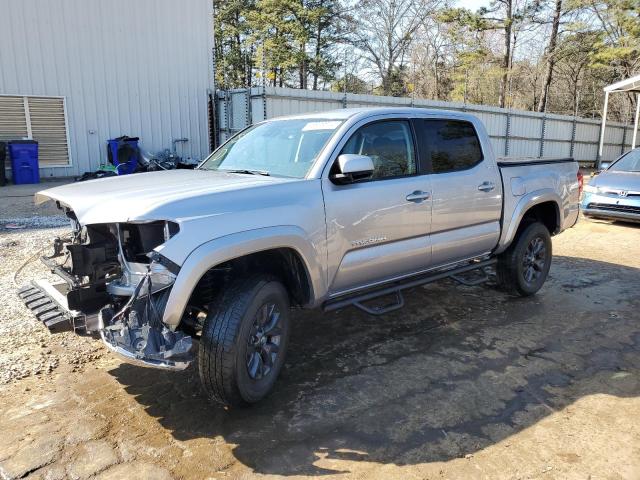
577 170 584 195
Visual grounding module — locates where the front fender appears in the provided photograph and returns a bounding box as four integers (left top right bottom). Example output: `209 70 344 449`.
495 189 562 254
161 226 326 329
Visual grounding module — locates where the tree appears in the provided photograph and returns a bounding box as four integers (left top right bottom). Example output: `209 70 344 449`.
553 31 599 116
331 73 370 93
210 0 640 119
351 0 433 95
537 0 563 112
411 8 458 100
582 0 640 78
250 0 308 87
214 0 256 88
477 0 539 108
305 0 346 90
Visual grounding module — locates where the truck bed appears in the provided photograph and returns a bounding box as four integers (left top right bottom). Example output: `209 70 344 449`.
494 156 580 254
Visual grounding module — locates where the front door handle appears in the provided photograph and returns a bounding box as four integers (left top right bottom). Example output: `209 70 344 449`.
478 181 495 192
406 190 431 203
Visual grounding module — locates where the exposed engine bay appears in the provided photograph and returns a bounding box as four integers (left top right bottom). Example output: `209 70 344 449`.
20 206 194 369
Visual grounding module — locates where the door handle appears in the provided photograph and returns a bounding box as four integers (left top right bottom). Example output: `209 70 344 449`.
478 181 495 192
406 190 431 203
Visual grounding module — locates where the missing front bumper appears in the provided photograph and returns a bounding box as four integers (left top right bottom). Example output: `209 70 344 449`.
18 280 194 371
99 331 192 370
98 295 194 371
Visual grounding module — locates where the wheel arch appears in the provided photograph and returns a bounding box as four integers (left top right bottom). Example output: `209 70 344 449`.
161 227 326 329
496 190 562 254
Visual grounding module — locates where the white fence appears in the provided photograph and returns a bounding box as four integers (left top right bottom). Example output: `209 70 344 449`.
215 87 638 164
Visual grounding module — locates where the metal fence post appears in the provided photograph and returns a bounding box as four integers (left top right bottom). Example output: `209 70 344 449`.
504 111 511 156
244 88 251 130
620 125 628 155
569 117 577 159
261 45 267 121
539 115 547 158
224 90 231 142
261 87 267 121
342 49 347 108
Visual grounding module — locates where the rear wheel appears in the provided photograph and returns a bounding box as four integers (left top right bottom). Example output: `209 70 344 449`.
497 222 552 296
198 275 290 407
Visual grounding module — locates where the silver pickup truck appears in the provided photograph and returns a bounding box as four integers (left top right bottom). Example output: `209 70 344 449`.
21 108 581 406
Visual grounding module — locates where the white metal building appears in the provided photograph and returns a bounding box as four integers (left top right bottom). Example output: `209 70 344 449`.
0 0 214 178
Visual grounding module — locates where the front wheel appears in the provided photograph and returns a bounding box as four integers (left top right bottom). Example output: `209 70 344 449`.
497 222 552 296
198 275 290 407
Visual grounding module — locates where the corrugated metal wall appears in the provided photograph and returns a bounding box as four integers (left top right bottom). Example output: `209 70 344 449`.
0 0 214 178
217 87 636 163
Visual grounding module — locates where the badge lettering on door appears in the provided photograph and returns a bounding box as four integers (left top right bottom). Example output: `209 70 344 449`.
351 236 387 247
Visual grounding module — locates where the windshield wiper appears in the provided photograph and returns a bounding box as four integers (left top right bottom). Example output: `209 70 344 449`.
222 169 270 176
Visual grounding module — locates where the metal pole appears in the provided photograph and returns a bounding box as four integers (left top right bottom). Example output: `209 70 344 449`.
261 44 267 121
211 4 218 149
539 115 547 158
504 112 511 156
463 69 468 108
597 91 609 166
411 60 415 107
342 49 347 109
632 93 640 149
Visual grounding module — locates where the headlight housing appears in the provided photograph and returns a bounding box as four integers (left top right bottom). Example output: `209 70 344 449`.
583 184 599 194
119 221 179 263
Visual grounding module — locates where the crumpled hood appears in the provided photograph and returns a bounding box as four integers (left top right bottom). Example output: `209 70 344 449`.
591 170 640 192
36 169 296 224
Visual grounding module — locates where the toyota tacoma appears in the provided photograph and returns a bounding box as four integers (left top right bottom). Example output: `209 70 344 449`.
20 108 581 406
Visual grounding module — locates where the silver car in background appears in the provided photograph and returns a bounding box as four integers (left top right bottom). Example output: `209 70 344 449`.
582 148 640 223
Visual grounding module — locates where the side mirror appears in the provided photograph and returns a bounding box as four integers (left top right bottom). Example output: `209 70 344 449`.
597 161 611 173
331 154 374 184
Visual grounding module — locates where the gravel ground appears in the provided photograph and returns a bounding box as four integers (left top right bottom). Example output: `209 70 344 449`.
0 182 104 386
0 183 639 480
0 226 105 385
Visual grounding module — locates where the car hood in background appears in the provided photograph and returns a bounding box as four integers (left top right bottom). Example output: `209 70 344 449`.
36 170 297 224
590 171 640 192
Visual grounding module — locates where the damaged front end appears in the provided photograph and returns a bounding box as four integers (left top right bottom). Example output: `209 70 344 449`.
19 208 194 370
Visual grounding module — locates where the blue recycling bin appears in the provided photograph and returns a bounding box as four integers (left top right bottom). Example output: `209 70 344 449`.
107 137 140 175
9 140 39 184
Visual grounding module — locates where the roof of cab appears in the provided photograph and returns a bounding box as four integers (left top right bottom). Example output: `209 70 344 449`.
271 107 478 123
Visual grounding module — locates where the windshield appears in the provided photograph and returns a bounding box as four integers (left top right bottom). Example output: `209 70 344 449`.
199 118 343 178
610 148 640 172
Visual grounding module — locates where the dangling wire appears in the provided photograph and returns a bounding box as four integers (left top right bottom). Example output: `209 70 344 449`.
13 231 73 286
110 270 151 324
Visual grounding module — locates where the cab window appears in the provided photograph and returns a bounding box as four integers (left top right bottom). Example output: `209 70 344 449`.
417 120 483 173
339 120 416 179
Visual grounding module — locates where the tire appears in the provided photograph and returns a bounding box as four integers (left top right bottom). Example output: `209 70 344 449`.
198 275 290 407
497 222 552 297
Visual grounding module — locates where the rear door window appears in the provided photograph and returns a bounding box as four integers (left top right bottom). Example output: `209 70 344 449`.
416 120 483 173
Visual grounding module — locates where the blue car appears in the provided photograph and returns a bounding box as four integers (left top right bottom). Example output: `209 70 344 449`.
582 148 640 223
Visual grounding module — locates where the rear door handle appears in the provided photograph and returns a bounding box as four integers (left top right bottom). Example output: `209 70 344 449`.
478 181 495 192
406 190 431 203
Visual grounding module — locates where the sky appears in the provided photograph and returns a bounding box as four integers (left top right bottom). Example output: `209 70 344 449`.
456 0 491 11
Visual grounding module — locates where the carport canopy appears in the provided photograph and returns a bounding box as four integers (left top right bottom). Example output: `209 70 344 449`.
598 74 640 165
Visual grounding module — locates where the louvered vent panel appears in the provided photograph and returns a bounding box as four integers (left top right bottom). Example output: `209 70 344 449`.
0 96 29 141
0 96 29 167
27 97 70 166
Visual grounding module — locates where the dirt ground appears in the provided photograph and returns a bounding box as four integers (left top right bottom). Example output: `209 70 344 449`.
1 182 639 480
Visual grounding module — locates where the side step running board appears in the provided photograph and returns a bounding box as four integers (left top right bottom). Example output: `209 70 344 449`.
323 259 496 316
